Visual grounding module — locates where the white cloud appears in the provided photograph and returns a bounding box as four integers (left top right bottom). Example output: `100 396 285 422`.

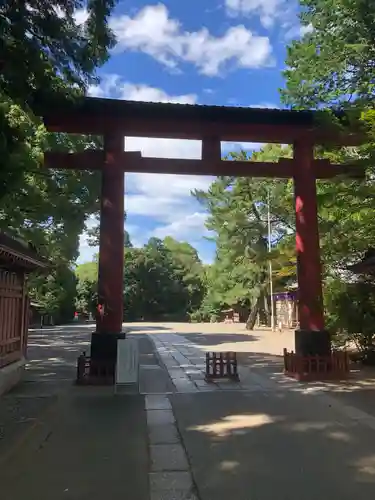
74 8 89 25
76 214 98 264
88 75 197 104
78 170 214 263
225 0 287 28
77 236 97 264
128 178 213 266
124 173 213 256
284 22 314 40
87 74 121 97
121 84 196 104
126 137 201 159
125 173 213 225
110 4 273 75
153 212 209 240
252 102 279 109
54 6 88 25
225 0 308 40
226 99 279 109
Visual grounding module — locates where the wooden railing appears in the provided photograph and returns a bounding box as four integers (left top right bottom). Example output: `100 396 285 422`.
76 353 115 385
205 352 240 381
0 271 29 369
283 348 350 381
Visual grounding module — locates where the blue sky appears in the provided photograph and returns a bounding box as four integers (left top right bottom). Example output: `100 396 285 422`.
76 0 308 264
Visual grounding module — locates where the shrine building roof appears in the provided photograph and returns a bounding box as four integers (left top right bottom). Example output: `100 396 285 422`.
0 233 50 272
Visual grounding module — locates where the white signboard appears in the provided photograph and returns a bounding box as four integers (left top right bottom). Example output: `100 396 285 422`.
116 338 139 387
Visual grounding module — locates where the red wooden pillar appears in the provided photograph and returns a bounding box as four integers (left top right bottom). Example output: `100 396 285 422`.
293 140 330 356
90 133 125 366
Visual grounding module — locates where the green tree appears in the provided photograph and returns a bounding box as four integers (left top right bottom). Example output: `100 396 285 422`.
1 133 101 262
75 261 98 316
1 0 116 108
138 238 192 320
1 132 103 322
193 140 375 328
1 1 117 195
29 264 77 323
163 237 205 312
75 236 206 322
280 0 375 354
325 278 375 363
1 1 118 320
86 213 132 248
193 146 296 329
281 0 375 109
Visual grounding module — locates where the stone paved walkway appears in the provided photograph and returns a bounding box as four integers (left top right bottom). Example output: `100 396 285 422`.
151 332 294 393
0 328 153 500
4 324 375 500
147 330 375 500
146 394 198 500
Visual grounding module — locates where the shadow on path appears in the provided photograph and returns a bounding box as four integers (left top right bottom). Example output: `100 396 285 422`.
1 393 149 500
171 390 375 500
181 332 260 346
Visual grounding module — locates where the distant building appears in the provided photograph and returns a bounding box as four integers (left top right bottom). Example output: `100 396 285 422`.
220 308 241 323
272 285 298 330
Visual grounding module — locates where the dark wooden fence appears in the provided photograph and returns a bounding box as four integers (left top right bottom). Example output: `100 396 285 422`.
76 353 115 385
283 348 349 381
205 352 240 381
0 270 29 369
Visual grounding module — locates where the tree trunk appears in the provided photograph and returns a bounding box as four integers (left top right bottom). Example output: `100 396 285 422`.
263 293 270 326
246 297 261 330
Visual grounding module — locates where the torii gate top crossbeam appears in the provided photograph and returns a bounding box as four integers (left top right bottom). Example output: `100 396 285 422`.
39 97 357 145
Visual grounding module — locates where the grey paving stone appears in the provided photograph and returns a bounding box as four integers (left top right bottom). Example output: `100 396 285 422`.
149 471 193 490
150 444 189 471
168 368 189 379
173 379 198 393
147 409 175 426
196 385 218 392
184 365 203 372
140 364 163 370
173 353 190 365
145 395 172 410
150 491 198 500
195 380 220 391
187 372 205 381
163 359 180 368
184 367 203 375
216 382 243 391
148 424 180 444
189 358 205 364
139 365 174 395
195 379 213 388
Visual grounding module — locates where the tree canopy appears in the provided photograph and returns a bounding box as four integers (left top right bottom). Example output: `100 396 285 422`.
281 0 375 109
1 0 116 108
0 1 117 322
75 236 205 322
193 146 296 327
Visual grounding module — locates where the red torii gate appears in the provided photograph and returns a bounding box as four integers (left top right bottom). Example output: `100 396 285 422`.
41 98 359 377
